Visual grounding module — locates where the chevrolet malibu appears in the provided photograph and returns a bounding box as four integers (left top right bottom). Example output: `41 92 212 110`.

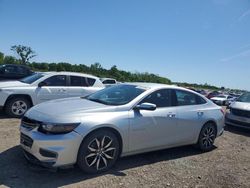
20 83 224 174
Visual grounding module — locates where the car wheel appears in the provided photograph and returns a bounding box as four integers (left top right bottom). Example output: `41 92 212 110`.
197 123 216 152
5 97 31 118
77 130 120 174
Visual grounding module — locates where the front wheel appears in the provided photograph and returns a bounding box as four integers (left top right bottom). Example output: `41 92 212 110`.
5 97 31 118
77 130 120 174
197 123 217 152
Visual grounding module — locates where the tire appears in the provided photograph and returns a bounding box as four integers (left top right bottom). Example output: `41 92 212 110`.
77 130 120 174
5 97 31 118
196 123 217 152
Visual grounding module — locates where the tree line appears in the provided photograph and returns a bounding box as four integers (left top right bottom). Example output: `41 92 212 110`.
0 45 230 91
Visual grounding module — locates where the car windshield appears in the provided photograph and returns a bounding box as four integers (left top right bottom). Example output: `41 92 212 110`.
237 93 250 103
20 73 45 84
216 95 226 98
86 84 146 105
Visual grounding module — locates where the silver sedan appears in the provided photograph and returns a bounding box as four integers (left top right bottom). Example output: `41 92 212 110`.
20 83 224 173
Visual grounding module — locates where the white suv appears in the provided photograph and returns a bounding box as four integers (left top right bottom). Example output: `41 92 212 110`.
0 72 104 117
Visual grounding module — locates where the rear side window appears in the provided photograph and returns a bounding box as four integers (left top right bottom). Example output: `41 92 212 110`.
43 75 67 86
103 79 116 84
174 90 206 106
70 76 96 87
140 89 172 108
86 78 96 86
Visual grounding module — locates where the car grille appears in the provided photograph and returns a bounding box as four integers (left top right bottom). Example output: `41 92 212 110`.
231 108 250 118
20 133 33 148
21 116 42 130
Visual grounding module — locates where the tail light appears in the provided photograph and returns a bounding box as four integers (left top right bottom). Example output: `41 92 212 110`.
220 108 225 116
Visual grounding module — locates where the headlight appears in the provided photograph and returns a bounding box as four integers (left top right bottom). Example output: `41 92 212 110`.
39 123 80 134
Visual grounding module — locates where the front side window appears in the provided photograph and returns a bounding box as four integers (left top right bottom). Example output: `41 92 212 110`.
140 89 172 108
43 75 66 86
175 90 206 106
5 66 17 74
87 84 146 105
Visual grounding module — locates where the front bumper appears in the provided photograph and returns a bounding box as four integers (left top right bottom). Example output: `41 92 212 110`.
20 126 83 168
225 112 250 129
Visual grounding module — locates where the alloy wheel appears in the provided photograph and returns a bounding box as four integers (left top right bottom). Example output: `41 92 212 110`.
11 100 27 116
201 126 215 149
85 136 116 171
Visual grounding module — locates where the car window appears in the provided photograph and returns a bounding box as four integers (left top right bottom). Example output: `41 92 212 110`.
70 76 96 87
5 66 17 74
140 89 172 108
70 76 83 86
175 90 206 106
16 66 28 74
103 80 116 84
86 78 96 86
43 75 67 86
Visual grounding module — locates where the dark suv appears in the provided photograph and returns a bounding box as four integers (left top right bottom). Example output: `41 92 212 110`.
0 64 33 81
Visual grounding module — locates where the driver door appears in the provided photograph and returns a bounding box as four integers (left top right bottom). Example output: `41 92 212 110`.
128 89 178 153
35 75 68 103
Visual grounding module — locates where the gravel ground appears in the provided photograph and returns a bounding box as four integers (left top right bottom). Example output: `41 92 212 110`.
0 112 249 188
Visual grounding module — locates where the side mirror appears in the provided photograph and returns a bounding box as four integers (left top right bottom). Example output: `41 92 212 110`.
135 103 157 111
38 81 47 87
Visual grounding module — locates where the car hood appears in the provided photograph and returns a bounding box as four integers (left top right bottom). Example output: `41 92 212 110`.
25 97 120 121
0 81 29 88
230 101 250 111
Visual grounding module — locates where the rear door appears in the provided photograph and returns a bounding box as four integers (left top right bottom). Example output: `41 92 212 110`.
67 76 99 98
173 89 208 144
35 75 68 103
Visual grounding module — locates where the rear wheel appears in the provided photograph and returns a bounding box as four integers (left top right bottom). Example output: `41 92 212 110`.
5 97 31 118
77 130 120 174
197 123 217 152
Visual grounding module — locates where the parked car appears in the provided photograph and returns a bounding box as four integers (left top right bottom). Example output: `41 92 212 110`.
206 91 220 99
0 72 104 117
210 94 235 106
100 78 117 87
225 92 250 129
20 83 224 173
0 64 34 81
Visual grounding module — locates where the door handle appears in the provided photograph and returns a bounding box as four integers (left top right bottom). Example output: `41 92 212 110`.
197 111 204 116
167 113 176 118
58 89 66 92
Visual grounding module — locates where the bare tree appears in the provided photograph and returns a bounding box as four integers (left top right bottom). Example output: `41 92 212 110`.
11 45 36 65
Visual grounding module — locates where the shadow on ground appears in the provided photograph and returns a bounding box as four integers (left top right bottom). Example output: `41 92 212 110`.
0 144 205 188
225 125 250 137
0 110 20 120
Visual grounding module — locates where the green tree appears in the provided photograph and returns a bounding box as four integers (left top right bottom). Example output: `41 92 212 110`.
0 52 4 64
11 45 36 65
3 56 16 64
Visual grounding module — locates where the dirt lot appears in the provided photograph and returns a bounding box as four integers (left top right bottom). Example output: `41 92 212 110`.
0 112 250 188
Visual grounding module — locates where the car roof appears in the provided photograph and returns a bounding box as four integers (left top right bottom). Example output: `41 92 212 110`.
38 71 99 79
100 78 116 81
123 82 181 90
